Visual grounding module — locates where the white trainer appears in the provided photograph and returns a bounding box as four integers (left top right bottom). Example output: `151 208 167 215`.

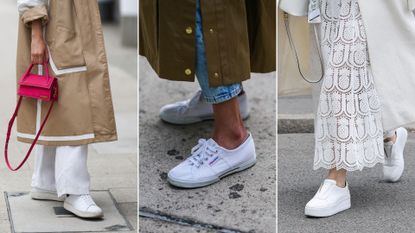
31 188 65 202
168 133 256 188
159 90 249 125
383 127 408 182
64 194 104 219
305 179 351 217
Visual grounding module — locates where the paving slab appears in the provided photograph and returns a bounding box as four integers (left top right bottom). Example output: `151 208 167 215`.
139 58 276 233
116 203 137 231
278 133 415 233
6 191 132 233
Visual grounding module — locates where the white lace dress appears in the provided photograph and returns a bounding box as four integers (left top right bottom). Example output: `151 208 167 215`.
313 0 385 171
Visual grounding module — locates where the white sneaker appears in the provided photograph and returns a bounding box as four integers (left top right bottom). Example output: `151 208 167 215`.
305 179 351 217
159 90 249 125
168 133 256 188
64 194 104 219
31 188 65 202
383 127 408 182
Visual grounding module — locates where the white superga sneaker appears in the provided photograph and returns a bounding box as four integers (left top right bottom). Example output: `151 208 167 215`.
168 133 256 188
31 188 65 202
64 194 104 219
383 127 408 182
305 179 351 217
159 90 249 125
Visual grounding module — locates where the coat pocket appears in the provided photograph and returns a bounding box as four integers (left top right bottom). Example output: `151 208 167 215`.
48 26 87 75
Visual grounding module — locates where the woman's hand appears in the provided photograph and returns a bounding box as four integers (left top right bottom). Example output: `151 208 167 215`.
31 20 49 64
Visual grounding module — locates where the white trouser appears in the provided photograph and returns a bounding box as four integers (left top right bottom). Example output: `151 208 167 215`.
31 145 90 198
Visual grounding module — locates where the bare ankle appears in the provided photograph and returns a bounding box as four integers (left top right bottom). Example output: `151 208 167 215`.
327 168 337 180
213 128 248 149
384 133 397 144
327 168 347 188
336 180 346 188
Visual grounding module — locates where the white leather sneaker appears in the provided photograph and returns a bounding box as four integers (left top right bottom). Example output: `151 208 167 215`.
159 90 249 125
168 133 256 188
305 179 351 217
383 127 408 182
64 194 104 219
31 188 65 202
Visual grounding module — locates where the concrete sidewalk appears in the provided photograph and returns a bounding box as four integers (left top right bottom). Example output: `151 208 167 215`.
0 1 137 232
139 58 276 233
279 133 415 233
278 95 314 134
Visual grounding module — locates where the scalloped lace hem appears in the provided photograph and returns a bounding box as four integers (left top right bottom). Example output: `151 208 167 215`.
313 157 384 172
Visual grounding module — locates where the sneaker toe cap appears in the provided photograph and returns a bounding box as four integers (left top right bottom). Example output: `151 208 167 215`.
168 163 194 181
87 205 103 215
383 166 403 182
160 104 178 117
305 197 329 210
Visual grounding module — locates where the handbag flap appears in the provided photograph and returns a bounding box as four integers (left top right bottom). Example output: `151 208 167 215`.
18 74 55 89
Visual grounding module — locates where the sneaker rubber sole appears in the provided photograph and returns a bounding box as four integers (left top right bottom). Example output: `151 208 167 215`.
168 157 256 188
305 197 351 217
63 202 104 219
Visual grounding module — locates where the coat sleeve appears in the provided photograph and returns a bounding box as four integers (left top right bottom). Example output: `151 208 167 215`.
17 0 48 26
409 0 415 11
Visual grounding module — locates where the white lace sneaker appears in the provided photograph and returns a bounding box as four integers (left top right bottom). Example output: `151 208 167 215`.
383 127 408 182
159 90 249 124
64 194 104 219
305 179 351 217
168 133 256 188
31 188 65 202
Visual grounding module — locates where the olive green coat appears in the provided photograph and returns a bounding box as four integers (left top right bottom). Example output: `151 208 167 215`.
139 0 276 87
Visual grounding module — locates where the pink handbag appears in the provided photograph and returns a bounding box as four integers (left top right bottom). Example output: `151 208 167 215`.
4 63 58 171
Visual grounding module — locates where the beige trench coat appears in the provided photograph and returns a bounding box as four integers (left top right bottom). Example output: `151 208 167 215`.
16 0 117 146
279 0 415 131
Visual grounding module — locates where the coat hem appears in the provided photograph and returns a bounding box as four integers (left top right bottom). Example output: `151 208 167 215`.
17 134 118 146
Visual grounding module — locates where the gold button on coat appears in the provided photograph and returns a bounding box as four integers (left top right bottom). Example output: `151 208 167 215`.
185 27 193 34
214 72 220 78
185 69 192 75
139 0 276 85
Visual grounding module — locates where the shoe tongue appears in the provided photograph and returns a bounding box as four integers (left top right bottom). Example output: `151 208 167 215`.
316 179 338 199
189 91 203 105
206 138 218 147
320 179 336 192
323 179 336 186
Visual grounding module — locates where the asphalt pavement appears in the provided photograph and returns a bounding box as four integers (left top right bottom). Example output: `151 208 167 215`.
278 133 415 233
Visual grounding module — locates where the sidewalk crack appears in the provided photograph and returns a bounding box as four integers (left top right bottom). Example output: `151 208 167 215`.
139 207 251 233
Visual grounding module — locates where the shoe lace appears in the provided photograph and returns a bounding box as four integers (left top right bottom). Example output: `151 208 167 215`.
80 195 96 206
188 139 218 168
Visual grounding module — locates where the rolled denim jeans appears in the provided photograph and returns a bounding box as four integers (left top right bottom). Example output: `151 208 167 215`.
195 0 242 104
